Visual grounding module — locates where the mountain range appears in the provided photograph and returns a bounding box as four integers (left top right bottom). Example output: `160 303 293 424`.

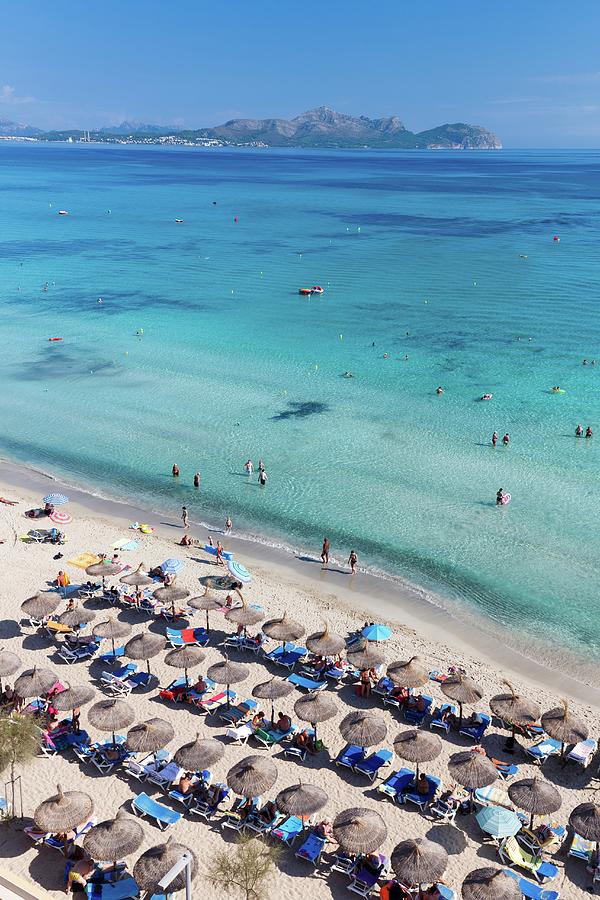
0 107 501 149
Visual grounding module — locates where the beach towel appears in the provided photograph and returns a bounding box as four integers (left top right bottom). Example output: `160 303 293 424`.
68 552 101 569
113 540 139 551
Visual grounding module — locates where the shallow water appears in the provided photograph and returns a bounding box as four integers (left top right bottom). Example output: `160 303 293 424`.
1 143 599 672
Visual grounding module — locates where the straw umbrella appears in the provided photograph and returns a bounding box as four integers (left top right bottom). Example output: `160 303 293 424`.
393 729 442 779
253 677 295 724
391 837 448 890
449 750 498 810
21 592 59 621
462 867 521 900
541 699 588 759
275 783 328 817
339 710 387 748
84 809 144 866
333 807 387 854
306 624 346 657
189 594 221 632
262 612 305 648
153 585 190 617
14 667 57 699
227 754 278 797
125 631 166 674
387 656 428 689
93 617 132 656
86 562 122 589
347 641 386 670
174 733 224 771
34 784 94 836
51 684 95 726
120 564 154 589
441 675 484 729
225 603 263 636
164 646 206 687
294 690 338 742
88 698 135 747
134 837 197 895
569 802 600 842
59 607 96 627
207 657 249 709
489 681 541 747
508 777 561 828
0 648 21 693
127 718 175 754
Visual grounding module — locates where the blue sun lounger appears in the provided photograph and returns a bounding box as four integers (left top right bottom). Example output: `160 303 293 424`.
460 713 491 742
85 876 140 900
131 792 182 830
336 744 366 769
353 748 393 781
264 643 295 662
98 645 126 665
274 647 308 670
502 868 560 900
568 832 595 861
377 767 415 801
525 737 562 765
430 704 458 733
286 672 327 692
404 695 433 726
400 774 441 811
295 832 327 867
165 626 209 648
271 815 304 846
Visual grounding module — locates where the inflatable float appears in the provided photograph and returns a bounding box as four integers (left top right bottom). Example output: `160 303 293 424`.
480 393 493 401
204 544 233 561
48 337 63 342
500 493 511 505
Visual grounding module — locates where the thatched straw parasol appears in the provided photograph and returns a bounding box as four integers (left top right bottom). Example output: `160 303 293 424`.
174 733 224 771
489 680 541 744
441 675 484 728
393 729 442 779
333 807 387 854
126 718 175 754
21 592 59 620
387 656 428 689
51 684 95 716
224 603 263 633
189 594 222 631
153 585 190 617
59 606 96 627
124 632 166 674
164 646 205 687
294 690 338 741
207 657 249 709
253 677 295 723
134 837 197 894
541 699 588 757
391 837 448 888
88 697 135 747
93 617 132 656
462 867 521 900
84 809 144 864
86 562 122 588
14 667 57 699
449 751 498 791
508 776 561 828
227 755 278 797
347 641 386 670
120 564 154 588
339 710 387 748
34 784 93 833
262 612 305 646
275 782 328 817
0 648 21 692
569 802 600 842
306 624 346 657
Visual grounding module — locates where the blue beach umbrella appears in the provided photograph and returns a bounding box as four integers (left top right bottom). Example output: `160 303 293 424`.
227 560 252 584
43 493 69 506
362 623 392 642
161 558 185 575
475 806 521 839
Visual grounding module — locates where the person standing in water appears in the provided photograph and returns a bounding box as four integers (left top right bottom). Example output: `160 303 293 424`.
586 426 594 438
496 489 504 506
193 472 200 488
492 432 498 447
225 516 232 534
321 538 330 565
347 550 358 575
245 459 254 475
258 469 268 487
502 433 510 447
181 506 189 529
576 424 584 437
172 464 180 477
258 459 265 473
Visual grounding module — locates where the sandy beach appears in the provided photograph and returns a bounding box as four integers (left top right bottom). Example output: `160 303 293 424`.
0 461 597 899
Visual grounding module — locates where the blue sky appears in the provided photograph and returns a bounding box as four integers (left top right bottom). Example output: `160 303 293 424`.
2 1 600 146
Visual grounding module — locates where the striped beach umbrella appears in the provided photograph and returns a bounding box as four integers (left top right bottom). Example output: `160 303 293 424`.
43 493 69 506
49 510 73 525
161 558 184 575
227 559 252 584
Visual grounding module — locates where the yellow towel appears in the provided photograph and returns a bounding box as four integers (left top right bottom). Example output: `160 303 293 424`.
68 552 101 569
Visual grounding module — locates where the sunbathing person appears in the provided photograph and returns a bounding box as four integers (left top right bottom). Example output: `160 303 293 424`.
415 773 430 796
183 677 207 700
362 853 385 877
389 685 410 705
315 819 334 840
251 710 266 729
257 800 277 823
66 856 95 894
439 707 458 728
275 711 292 732
406 694 426 713
177 772 202 795
294 729 317 754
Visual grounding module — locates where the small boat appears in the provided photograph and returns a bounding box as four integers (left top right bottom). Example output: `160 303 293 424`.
175 218 184 223
48 337 63 342
299 288 313 296
58 210 69 216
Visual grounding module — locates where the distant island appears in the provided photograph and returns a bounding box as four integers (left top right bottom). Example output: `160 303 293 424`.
0 106 501 150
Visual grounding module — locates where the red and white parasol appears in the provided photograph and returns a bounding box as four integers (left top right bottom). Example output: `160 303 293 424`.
50 510 73 525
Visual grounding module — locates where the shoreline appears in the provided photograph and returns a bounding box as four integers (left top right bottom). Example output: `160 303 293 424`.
2 454 599 710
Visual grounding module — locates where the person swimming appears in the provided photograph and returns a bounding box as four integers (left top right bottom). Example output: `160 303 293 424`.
436 387 444 395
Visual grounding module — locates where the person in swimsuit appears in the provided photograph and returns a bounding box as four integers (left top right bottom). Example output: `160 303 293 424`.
347 550 358 574
321 537 330 565
172 464 180 477
502 433 510 446
436 387 444 395
576 424 583 436
244 459 254 475
181 506 189 529
586 426 593 438
492 432 498 447
258 470 268 487
496 489 504 506
193 472 200 488
225 516 232 534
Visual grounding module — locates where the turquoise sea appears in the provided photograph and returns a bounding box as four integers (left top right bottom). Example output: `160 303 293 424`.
1 143 599 676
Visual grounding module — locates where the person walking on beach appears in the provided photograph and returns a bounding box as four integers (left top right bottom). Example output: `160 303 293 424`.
172 463 180 478
193 472 201 488
181 506 189 529
258 469 268 487
225 516 232 535
492 432 498 447
347 549 358 575
215 541 224 566
502 433 510 447
321 537 330 565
